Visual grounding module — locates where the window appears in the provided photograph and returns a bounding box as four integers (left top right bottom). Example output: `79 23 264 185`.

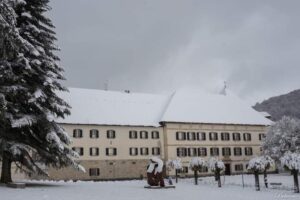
176 132 186 140
232 132 241 141
197 132 206 141
140 131 148 139
129 147 138 156
243 133 251 141
90 129 99 139
259 133 266 141
179 166 188 174
177 147 187 157
140 147 149 155
188 148 197 156
89 168 100 176
209 132 218 141
72 147 84 156
210 147 219 156
107 130 116 139
198 148 207 157
234 147 242 156
199 166 208 173
129 130 137 139
90 147 99 156
73 129 83 138
222 147 231 156
151 131 159 139
152 147 160 156
235 164 244 171
221 132 230 141
187 132 196 140
106 148 117 156
245 147 253 156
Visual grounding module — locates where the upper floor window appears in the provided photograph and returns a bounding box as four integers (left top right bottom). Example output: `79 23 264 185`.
89 168 100 176
176 132 186 140
188 148 197 157
177 147 187 157
90 129 99 139
232 132 241 141
209 132 218 141
222 147 231 156
210 147 219 156
235 164 243 171
72 147 84 156
187 132 196 140
73 129 83 138
197 132 206 141
198 147 207 157
221 132 230 141
234 147 242 156
140 147 149 155
129 130 138 139
245 147 253 156
107 130 116 139
152 147 160 156
140 131 148 139
129 147 138 156
151 131 159 139
106 147 117 156
243 133 251 141
259 133 266 141
90 147 99 156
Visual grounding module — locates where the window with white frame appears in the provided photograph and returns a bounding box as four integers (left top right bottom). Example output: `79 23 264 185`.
198 147 207 156
221 132 230 141
243 133 251 141
140 131 148 139
234 147 242 156
177 147 187 157
222 147 231 156
152 147 160 156
210 147 219 156
188 148 197 156
106 148 117 156
73 129 83 138
232 132 241 141
89 168 100 176
89 147 99 156
235 164 243 171
197 132 206 141
245 147 253 156
259 133 266 141
151 131 159 139
107 130 116 139
140 147 149 155
187 132 196 140
90 129 99 139
176 132 186 140
129 130 137 139
209 132 218 141
72 147 84 156
129 147 138 156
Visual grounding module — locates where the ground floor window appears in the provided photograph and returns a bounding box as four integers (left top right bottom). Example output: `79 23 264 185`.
235 164 244 171
89 168 100 176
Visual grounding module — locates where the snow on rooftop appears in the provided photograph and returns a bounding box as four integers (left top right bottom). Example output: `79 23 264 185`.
160 88 272 126
57 87 271 127
57 88 170 127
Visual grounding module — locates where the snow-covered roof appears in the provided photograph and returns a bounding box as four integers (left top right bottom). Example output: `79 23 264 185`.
57 88 169 127
57 87 271 127
160 88 272 126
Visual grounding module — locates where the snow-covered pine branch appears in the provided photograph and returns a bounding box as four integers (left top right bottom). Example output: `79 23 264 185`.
280 152 300 171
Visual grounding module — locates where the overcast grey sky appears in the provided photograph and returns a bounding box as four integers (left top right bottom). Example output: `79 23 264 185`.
49 0 300 105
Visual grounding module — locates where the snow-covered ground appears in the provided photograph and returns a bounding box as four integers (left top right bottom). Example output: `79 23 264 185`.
1 174 299 200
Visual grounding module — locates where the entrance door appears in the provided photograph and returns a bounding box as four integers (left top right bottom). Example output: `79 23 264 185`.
224 164 231 175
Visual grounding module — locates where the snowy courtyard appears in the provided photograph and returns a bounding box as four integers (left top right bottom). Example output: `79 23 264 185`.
1 174 299 200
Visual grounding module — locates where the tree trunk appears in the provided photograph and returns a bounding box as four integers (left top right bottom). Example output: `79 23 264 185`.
194 170 198 185
175 169 178 183
264 170 268 188
216 169 221 187
0 152 12 184
254 171 260 191
292 170 299 193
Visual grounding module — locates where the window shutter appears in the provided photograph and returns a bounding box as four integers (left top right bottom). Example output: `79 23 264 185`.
90 148 92 156
183 132 186 140
203 133 206 140
177 148 180 156
249 134 251 141
196 132 200 140
210 148 213 155
96 148 99 155
184 148 187 157
97 168 100 176
73 130 76 137
146 148 149 155
222 148 225 156
243 133 246 141
80 148 83 156
221 133 224 141
106 148 109 156
187 148 191 156
229 148 231 156
158 148 160 155
176 132 179 140
187 132 190 140
130 148 132 155
216 133 218 140
204 148 207 156
145 132 148 139
129 131 132 139
114 148 117 155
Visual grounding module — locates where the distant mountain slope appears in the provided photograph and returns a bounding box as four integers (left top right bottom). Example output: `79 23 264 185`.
253 89 300 121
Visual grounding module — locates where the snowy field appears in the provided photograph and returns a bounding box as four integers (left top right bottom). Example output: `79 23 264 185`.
1 174 299 200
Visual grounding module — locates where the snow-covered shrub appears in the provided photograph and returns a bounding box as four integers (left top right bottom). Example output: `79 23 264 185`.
167 158 182 170
280 152 300 171
208 157 225 172
189 157 207 171
247 156 275 172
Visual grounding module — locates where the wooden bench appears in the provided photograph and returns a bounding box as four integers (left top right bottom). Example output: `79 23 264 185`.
6 182 26 189
270 182 282 189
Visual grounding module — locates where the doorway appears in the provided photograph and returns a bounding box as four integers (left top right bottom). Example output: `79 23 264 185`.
224 163 231 175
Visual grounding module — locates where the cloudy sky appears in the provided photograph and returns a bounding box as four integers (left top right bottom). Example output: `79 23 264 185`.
49 0 300 105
